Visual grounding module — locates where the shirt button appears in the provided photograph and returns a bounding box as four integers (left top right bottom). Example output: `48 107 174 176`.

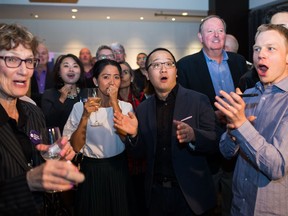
243 198 245 202
163 147 166 151
245 178 247 181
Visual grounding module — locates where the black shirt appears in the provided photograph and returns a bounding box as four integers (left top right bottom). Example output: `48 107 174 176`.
154 84 179 180
0 101 33 165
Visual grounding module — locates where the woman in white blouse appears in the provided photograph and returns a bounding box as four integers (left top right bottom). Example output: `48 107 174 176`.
63 59 134 216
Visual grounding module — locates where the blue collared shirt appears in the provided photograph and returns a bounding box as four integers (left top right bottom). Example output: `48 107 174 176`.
203 50 235 95
220 77 288 215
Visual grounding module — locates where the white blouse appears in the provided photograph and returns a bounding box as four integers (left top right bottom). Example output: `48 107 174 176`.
63 100 133 158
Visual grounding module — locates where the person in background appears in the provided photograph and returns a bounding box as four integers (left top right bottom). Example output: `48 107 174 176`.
265 5 288 28
41 54 86 133
177 15 247 216
30 43 54 107
239 5 288 92
215 23 288 216
63 59 135 216
91 56 97 65
119 61 145 110
118 61 146 215
110 42 126 63
0 23 84 215
41 53 86 215
133 52 148 92
114 48 221 216
225 34 253 69
79 47 94 88
224 34 239 53
95 45 115 61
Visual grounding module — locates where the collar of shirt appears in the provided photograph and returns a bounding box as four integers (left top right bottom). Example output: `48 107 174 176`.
255 76 288 94
202 49 229 62
0 100 28 128
273 76 288 92
155 84 179 104
85 69 93 79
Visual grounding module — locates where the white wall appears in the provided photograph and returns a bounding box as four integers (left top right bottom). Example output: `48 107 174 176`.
1 0 276 68
1 0 208 11
1 19 202 69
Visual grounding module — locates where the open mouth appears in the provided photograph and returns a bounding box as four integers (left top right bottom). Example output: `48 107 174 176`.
161 76 168 81
14 80 26 86
67 74 75 79
258 64 268 73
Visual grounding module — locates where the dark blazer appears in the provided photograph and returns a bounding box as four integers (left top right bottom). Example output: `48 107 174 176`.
176 50 247 110
135 85 220 215
41 88 86 133
0 100 46 215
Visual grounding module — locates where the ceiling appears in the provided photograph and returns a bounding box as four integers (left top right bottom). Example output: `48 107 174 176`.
0 4 208 23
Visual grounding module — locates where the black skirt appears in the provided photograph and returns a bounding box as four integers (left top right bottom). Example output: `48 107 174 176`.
74 151 135 216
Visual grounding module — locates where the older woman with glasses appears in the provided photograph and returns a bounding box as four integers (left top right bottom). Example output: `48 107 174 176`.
0 23 84 215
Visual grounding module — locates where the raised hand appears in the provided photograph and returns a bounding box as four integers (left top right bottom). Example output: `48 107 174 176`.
113 111 138 136
36 136 75 161
214 88 248 130
173 120 195 146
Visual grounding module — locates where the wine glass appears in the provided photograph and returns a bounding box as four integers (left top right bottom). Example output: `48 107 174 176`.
40 127 62 193
40 127 62 161
87 88 102 127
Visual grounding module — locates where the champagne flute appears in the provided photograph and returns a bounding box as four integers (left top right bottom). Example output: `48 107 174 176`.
87 88 103 127
40 127 62 161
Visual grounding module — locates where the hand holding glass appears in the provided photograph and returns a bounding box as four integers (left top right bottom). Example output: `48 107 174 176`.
40 127 62 160
87 88 102 127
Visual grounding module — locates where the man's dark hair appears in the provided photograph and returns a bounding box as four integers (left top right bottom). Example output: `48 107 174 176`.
264 5 288 24
145 48 176 71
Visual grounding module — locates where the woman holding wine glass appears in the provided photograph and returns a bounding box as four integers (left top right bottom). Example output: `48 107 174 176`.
0 23 85 215
63 59 135 216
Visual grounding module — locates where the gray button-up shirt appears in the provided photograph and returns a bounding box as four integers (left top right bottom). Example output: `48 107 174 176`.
220 77 288 216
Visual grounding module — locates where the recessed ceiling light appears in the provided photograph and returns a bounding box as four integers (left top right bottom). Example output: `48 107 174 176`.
140 17 144 20
172 18 176 21
107 16 111 19
72 15 76 19
182 12 188 16
71 9 78 13
34 14 39 18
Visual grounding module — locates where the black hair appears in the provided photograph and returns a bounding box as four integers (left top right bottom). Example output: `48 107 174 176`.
53 53 86 89
145 47 176 71
264 6 288 24
92 59 121 79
